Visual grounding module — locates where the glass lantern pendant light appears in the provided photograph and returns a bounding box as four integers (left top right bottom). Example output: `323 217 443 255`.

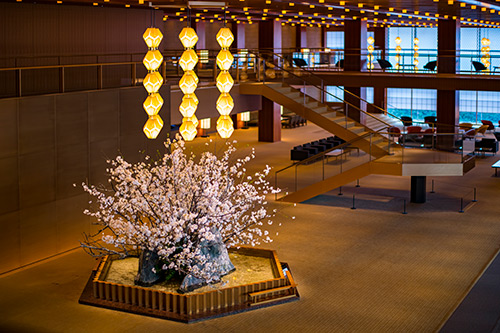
395 35 402 70
367 36 374 70
215 12 235 139
178 12 199 142
481 37 491 70
142 18 164 139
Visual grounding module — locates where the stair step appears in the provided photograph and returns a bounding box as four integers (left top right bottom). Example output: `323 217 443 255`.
312 106 329 114
351 126 366 134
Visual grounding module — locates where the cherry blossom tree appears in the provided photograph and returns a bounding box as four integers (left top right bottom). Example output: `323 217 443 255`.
81 137 280 289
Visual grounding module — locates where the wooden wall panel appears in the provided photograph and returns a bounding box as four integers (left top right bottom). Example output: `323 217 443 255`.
56 93 89 146
19 201 57 265
282 25 296 51
0 99 18 159
88 90 120 142
4 4 33 58
19 150 56 208
163 21 184 51
245 24 259 50
56 143 89 199
18 96 55 155
56 194 90 252
0 212 21 273
33 5 60 56
0 86 170 274
0 157 19 216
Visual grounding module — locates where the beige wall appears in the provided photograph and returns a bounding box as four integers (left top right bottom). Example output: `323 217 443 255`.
305 27 323 48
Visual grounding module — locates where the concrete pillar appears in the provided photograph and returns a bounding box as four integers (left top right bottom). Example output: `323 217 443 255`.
259 97 281 142
437 19 460 149
344 19 367 124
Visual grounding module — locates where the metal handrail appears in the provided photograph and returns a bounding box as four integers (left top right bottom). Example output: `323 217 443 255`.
253 50 397 129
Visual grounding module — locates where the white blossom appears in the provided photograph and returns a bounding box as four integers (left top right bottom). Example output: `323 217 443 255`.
81 135 281 285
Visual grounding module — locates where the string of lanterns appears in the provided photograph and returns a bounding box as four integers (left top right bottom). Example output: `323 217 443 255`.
178 26 200 141
395 36 402 70
215 24 235 139
413 36 419 70
481 37 491 70
142 27 164 139
367 36 374 70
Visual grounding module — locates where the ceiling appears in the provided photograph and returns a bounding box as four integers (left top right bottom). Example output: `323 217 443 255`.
8 0 500 28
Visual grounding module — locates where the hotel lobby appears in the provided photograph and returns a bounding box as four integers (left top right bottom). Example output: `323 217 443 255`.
1 0 500 331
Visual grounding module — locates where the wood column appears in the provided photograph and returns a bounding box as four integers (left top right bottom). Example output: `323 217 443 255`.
258 21 282 141
370 27 388 113
259 97 281 142
344 19 367 123
296 26 303 50
437 19 460 149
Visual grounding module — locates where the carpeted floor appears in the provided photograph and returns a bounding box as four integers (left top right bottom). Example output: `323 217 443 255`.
1 124 500 332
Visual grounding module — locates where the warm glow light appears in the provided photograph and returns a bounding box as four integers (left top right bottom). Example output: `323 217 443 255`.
414 37 419 44
216 27 234 48
395 36 401 44
179 27 198 48
179 71 198 95
143 93 163 116
216 115 234 138
179 49 199 71
240 112 250 122
143 28 163 49
367 36 374 44
216 93 234 115
482 37 491 46
216 71 234 93
216 50 234 70
143 50 163 71
143 115 163 139
179 118 197 141
179 95 198 118
143 71 163 94
200 118 211 129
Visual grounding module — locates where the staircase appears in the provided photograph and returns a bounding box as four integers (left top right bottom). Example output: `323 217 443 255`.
239 82 396 159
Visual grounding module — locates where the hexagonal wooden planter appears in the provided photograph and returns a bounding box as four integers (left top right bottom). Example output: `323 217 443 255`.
79 247 299 322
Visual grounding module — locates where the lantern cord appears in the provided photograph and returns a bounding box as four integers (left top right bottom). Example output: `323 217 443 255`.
224 6 226 27
188 7 191 27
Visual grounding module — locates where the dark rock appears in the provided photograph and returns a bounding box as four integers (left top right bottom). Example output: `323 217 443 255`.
179 228 235 293
134 249 163 286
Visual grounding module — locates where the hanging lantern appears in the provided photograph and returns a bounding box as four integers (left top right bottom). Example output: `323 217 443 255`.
179 27 199 48
143 28 163 49
413 36 419 70
367 35 375 70
179 95 198 118
481 37 491 69
395 36 402 69
216 115 234 139
143 71 164 94
216 93 234 115
215 24 235 139
179 118 197 141
143 93 163 116
240 111 251 122
143 50 164 71
142 26 164 139
143 114 164 139
179 49 199 71
216 71 234 93
216 27 235 48
178 26 199 141
179 71 198 95
216 50 234 71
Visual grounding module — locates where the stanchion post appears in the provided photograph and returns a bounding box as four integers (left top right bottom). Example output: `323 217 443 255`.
430 179 435 193
355 179 360 187
459 198 464 213
338 186 343 196
473 188 477 202
351 195 356 210
402 199 408 214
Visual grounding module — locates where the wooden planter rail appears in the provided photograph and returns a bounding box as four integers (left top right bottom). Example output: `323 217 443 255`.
79 247 299 322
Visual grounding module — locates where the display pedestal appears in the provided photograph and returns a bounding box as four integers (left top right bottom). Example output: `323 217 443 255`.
79 247 299 323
